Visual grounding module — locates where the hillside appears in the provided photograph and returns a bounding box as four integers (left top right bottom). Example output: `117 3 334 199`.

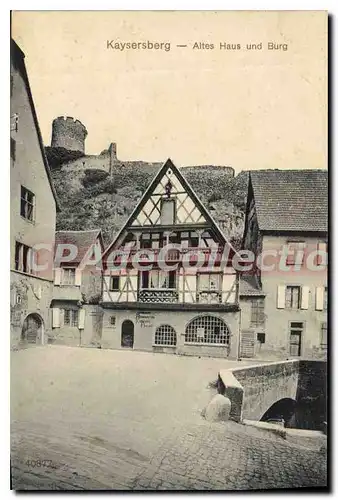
47 148 248 249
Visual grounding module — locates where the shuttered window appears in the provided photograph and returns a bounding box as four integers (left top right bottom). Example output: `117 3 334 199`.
64 309 79 327
285 286 301 309
62 268 76 285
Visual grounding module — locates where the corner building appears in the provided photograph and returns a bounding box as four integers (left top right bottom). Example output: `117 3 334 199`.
10 39 59 348
101 159 240 358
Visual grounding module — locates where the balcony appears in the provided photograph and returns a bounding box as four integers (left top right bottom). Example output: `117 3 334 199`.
138 289 179 303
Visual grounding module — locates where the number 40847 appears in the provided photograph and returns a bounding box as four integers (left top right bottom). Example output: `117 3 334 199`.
26 460 55 468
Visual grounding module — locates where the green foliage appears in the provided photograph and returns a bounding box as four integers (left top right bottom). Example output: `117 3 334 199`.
82 169 109 188
51 161 248 247
45 147 84 170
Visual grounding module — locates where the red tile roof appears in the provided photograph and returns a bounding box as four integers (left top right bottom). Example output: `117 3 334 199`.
55 229 102 264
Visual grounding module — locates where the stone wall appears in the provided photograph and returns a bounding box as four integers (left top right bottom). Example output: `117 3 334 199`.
51 116 87 154
296 360 327 429
218 359 327 427
219 359 299 422
10 271 54 348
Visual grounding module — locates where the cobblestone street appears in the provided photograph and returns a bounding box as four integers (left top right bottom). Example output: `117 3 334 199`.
11 346 327 490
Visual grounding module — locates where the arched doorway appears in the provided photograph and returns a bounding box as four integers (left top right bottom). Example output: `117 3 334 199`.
121 320 134 348
260 398 297 427
21 313 44 345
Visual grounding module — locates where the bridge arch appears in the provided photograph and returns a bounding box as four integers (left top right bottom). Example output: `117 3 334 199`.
260 397 297 427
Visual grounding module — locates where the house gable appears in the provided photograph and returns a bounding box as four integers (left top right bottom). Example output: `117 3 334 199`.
131 163 206 227
103 158 237 259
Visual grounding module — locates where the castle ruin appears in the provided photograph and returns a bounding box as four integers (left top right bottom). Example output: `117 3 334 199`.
48 116 235 178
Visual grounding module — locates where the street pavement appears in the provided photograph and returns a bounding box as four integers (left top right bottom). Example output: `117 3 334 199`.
11 346 327 490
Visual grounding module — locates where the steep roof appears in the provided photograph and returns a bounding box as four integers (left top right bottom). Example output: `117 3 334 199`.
55 229 102 264
239 275 265 297
102 158 239 259
250 169 328 233
11 39 60 210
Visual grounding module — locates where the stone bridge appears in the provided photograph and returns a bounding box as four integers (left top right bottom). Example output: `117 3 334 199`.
218 360 327 429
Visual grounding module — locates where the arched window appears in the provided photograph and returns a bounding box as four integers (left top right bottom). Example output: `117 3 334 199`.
155 325 177 346
185 315 230 345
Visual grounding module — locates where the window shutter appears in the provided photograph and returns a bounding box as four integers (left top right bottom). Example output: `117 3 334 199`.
277 285 286 309
315 287 324 311
52 308 60 328
75 268 82 286
54 268 61 285
301 286 310 309
78 308 85 329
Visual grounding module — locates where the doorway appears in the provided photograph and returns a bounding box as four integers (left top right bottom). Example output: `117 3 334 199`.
121 320 134 348
21 313 43 345
289 321 303 356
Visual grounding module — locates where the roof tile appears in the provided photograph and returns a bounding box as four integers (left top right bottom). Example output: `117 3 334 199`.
250 169 328 232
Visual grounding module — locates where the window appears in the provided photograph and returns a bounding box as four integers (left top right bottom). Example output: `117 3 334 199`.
198 273 221 292
64 309 79 327
109 276 120 291
14 241 36 275
289 322 303 357
11 138 16 161
323 287 327 311
141 270 176 289
316 242 327 266
62 267 76 285
286 241 306 265
168 232 181 245
20 186 35 222
110 316 116 326
285 286 301 309
160 198 176 225
154 325 177 346
185 315 230 345
251 299 265 327
257 332 265 344
320 322 327 350
140 232 166 249
181 231 199 248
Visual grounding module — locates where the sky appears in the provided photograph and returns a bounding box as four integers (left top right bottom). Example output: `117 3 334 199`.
12 11 327 173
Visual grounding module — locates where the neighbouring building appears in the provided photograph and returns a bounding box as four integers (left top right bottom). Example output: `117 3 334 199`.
50 229 104 346
10 39 60 348
241 169 328 360
100 159 241 358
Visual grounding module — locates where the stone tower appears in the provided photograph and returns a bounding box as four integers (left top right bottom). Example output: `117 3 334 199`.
51 116 88 153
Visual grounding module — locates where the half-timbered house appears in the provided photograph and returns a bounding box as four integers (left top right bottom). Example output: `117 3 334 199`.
101 159 240 358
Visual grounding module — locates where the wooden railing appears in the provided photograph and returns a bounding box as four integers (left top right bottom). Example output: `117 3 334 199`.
138 289 179 303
